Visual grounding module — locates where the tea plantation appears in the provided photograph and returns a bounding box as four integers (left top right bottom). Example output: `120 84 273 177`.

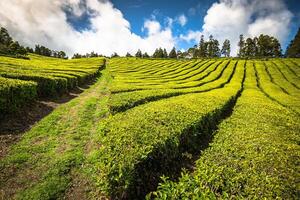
0 56 299 199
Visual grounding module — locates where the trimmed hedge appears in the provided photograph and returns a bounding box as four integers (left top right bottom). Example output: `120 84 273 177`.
83 60 245 199
150 61 300 199
0 77 37 115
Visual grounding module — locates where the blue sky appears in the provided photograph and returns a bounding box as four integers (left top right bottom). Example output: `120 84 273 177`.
110 0 300 51
110 0 216 50
1 0 299 56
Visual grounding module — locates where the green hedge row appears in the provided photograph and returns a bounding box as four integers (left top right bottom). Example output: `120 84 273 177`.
81 61 245 199
0 77 37 116
0 55 105 115
150 61 299 199
109 60 237 113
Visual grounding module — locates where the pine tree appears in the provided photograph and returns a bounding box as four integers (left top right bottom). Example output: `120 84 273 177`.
221 39 231 57
169 47 177 58
198 35 207 57
126 52 132 57
207 35 214 57
271 37 282 57
158 48 164 58
152 48 158 58
135 49 142 58
0 27 13 46
143 52 149 58
286 28 300 58
163 48 168 58
238 34 245 57
207 35 220 57
244 38 256 57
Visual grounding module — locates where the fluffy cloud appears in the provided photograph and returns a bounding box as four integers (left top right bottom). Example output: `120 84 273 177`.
179 30 201 43
177 14 187 26
180 0 293 55
0 0 175 56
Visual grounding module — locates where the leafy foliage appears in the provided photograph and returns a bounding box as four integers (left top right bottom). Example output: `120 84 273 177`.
0 56 299 200
0 54 105 114
286 27 300 58
0 27 27 57
150 61 299 199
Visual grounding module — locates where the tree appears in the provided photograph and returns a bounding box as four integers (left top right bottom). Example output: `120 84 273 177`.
58 51 67 59
72 53 82 59
256 34 281 57
253 37 259 56
237 34 282 58
271 37 282 57
126 52 132 57
244 38 256 57
90 51 98 58
238 34 245 57
207 35 220 57
169 47 177 58
0 27 13 46
26 47 34 53
153 48 164 58
286 28 300 57
212 39 220 57
187 46 197 58
163 48 168 58
198 35 207 57
135 49 142 58
143 52 149 58
221 39 231 57
0 27 27 56
111 52 119 58
34 45 41 55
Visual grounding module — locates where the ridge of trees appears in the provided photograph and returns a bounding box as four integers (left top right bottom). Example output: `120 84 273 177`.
0 26 67 59
0 27 27 58
3 25 300 60
72 51 104 59
237 34 281 58
32 45 67 59
285 28 300 58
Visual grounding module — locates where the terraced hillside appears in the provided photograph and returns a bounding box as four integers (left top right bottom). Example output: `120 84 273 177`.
0 54 105 115
0 58 299 199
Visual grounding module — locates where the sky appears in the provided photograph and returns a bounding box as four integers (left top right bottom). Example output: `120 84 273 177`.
0 0 299 56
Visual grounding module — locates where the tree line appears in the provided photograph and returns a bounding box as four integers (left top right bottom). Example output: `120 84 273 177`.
0 26 67 59
109 47 179 59
187 35 229 58
115 33 285 59
72 51 104 59
0 27 27 57
237 34 281 58
1 25 299 59
117 30 300 59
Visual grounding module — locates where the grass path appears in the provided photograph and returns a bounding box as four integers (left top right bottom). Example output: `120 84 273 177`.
0 67 112 199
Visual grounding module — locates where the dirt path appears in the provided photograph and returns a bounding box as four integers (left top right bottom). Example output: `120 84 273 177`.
0 82 95 159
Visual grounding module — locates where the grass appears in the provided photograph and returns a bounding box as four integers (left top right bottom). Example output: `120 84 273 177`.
0 54 105 114
150 60 300 199
0 57 299 199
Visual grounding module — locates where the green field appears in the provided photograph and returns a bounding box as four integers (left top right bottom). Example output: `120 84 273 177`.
0 56 299 199
0 54 105 115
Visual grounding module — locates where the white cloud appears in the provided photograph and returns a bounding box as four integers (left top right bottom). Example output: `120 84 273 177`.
179 30 201 43
180 0 293 55
165 17 174 27
177 14 187 26
0 0 176 56
144 20 161 35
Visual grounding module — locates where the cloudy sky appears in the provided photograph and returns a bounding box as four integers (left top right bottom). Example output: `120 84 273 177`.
0 0 299 56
